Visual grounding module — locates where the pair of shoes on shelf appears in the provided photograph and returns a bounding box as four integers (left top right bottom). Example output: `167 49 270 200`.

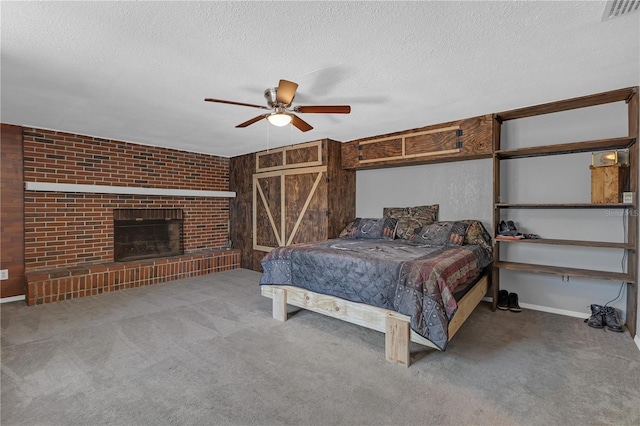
585 304 624 332
498 220 520 237
497 290 522 312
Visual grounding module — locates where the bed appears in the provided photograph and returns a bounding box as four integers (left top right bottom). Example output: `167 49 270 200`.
260 214 493 366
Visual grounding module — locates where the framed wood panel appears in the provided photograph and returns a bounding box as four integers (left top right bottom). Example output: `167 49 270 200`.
253 166 327 252
342 115 493 170
256 140 323 172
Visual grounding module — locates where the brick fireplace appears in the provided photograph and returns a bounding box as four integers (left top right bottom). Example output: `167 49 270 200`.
113 208 184 262
23 128 240 305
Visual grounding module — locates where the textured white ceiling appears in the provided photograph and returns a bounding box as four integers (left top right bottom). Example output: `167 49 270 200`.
2 1 639 158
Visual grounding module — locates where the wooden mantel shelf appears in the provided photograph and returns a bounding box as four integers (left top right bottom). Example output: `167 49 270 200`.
25 181 236 198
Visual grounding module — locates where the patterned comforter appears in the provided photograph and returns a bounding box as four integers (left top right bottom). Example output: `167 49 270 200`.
260 238 493 350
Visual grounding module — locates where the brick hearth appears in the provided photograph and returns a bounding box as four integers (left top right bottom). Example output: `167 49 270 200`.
26 249 240 306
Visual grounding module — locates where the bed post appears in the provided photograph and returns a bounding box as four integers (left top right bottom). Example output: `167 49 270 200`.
385 315 410 367
272 287 288 322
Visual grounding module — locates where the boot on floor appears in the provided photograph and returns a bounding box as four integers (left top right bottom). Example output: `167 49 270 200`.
497 290 509 310
602 306 624 332
585 304 604 329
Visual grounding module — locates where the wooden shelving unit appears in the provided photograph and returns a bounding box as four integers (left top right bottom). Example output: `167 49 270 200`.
492 87 638 337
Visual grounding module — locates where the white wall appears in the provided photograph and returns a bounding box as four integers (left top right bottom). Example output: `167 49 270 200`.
356 158 493 226
356 100 635 322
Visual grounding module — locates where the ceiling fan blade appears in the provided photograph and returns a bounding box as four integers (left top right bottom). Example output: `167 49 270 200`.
293 105 351 114
205 98 269 110
276 80 298 105
290 114 313 132
236 114 269 128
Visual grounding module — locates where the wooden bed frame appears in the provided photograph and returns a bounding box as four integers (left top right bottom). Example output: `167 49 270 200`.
261 272 490 367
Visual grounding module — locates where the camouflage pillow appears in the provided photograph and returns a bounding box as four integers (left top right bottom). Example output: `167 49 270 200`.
409 221 469 246
342 217 398 240
383 204 439 240
339 220 356 238
459 220 493 253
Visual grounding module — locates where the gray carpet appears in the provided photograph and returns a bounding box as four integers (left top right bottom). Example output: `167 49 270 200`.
2 268 639 426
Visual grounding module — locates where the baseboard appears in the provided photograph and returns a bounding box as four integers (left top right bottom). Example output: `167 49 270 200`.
519 302 590 319
482 297 588 319
635 335 640 353
1 295 26 304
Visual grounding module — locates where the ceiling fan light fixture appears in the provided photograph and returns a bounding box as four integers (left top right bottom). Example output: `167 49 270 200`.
267 112 292 127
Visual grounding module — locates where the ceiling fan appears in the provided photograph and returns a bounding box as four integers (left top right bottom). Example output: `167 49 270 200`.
204 79 351 132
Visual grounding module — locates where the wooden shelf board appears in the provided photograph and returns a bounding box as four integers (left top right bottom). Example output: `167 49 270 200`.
495 137 636 159
494 261 635 283
495 238 634 249
496 87 636 121
495 203 636 209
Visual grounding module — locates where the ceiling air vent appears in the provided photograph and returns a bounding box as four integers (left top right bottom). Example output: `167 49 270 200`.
602 0 640 21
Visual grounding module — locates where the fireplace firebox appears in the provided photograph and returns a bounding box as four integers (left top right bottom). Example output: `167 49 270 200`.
114 209 184 262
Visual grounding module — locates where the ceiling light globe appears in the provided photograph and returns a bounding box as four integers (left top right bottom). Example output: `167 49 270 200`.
267 113 292 127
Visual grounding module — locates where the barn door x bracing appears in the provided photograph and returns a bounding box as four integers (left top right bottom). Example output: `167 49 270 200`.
253 166 327 252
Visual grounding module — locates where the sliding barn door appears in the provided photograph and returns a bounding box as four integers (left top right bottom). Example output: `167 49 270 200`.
253 166 327 252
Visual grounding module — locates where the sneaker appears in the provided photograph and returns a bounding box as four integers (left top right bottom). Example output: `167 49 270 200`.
508 293 522 312
498 221 510 235
497 290 509 310
602 306 624 332
498 221 520 237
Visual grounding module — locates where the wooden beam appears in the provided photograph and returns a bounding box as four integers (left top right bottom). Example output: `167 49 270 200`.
385 315 410 366
496 87 636 121
255 179 282 247
272 287 287 322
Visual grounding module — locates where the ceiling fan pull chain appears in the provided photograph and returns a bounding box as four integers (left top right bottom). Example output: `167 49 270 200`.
289 121 293 146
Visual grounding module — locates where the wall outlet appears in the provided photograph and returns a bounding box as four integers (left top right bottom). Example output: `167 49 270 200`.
0 269 8 280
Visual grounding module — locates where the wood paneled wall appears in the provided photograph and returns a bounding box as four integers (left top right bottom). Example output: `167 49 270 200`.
230 139 356 272
1 124 25 297
229 152 263 270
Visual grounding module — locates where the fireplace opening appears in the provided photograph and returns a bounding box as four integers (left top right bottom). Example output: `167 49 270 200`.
114 209 184 262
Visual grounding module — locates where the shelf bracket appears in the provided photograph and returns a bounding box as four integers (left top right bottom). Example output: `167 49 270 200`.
625 87 636 104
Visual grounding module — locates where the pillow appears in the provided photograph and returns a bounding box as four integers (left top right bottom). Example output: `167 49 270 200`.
447 221 470 246
338 219 356 238
408 221 469 246
383 204 439 240
342 217 398 240
458 220 493 253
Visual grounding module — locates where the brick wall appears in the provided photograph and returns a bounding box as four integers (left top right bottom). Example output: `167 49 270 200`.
23 127 231 272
